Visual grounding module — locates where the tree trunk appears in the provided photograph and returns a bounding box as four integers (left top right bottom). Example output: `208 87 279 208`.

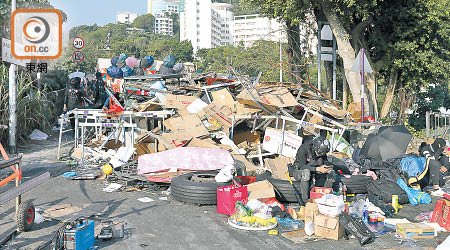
343 76 348 109
367 73 378 119
380 71 398 119
286 21 302 83
318 0 361 102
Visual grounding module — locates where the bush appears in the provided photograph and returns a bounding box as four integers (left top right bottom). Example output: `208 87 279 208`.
0 63 56 143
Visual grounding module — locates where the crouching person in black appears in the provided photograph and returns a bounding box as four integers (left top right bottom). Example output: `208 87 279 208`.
289 136 335 203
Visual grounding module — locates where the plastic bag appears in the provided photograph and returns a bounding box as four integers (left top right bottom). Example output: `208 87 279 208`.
315 194 345 216
215 165 235 182
163 55 176 68
397 178 431 205
339 213 375 246
304 222 315 236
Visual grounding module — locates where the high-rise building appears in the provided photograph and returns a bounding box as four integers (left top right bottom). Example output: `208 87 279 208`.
230 14 287 47
155 14 174 36
116 12 138 24
147 0 181 16
180 0 232 53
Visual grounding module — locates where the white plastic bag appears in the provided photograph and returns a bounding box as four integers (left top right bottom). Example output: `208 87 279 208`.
305 222 315 236
315 194 345 217
437 234 450 250
215 165 235 183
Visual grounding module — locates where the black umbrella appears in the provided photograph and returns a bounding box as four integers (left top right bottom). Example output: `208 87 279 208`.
360 125 412 161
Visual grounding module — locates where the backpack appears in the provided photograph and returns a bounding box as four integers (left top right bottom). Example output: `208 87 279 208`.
367 179 409 204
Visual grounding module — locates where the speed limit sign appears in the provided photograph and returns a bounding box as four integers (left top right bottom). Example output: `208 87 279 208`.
73 37 84 49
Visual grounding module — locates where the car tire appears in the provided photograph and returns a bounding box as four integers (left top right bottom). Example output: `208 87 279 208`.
339 175 373 194
170 171 231 205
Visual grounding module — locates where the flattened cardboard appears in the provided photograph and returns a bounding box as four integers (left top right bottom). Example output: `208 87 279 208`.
211 88 235 106
263 157 294 180
237 87 298 109
396 223 435 239
203 102 234 129
186 138 220 149
163 114 209 138
246 180 275 200
232 131 261 145
314 213 343 240
305 202 319 224
305 100 347 119
165 94 197 109
348 102 362 122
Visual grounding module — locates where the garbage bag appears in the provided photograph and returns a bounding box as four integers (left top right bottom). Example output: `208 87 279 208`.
339 212 375 246
163 55 176 68
121 66 133 77
397 178 431 205
107 65 123 79
141 56 154 68
159 65 175 75
117 53 127 68
126 57 138 69
215 165 235 182
110 57 119 66
173 62 185 73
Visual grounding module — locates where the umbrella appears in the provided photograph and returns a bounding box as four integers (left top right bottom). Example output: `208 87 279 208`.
360 125 412 161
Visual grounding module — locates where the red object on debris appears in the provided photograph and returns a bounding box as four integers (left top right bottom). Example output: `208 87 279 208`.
260 197 286 211
310 187 333 200
206 77 234 86
235 176 256 185
217 185 248 215
431 194 450 231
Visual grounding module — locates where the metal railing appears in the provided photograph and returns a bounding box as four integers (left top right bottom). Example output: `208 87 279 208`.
426 111 450 140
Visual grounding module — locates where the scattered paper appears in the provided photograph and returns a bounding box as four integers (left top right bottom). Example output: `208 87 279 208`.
137 197 155 203
103 183 122 192
159 197 168 201
29 129 48 140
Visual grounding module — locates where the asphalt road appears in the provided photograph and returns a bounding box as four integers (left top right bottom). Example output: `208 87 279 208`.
1 133 449 249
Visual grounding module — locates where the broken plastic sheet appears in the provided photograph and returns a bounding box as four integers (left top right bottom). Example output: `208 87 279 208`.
137 147 234 175
29 129 48 140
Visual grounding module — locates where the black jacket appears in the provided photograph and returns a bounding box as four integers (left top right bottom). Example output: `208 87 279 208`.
294 140 329 172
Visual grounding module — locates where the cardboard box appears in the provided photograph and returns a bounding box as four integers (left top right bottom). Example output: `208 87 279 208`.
211 88 235 106
396 223 435 239
163 114 209 138
262 128 303 158
263 157 294 180
203 102 234 129
347 102 362 122
232 131 261 145
314 213 343 240
246 180 275 200
304 202 319 224
237 87 298 110
165 94 197 109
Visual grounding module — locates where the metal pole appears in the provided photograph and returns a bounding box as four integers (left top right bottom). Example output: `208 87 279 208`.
360 48 365 123
317 23 322 91
332 35 337 100
8 0 17 154
279 30 282 82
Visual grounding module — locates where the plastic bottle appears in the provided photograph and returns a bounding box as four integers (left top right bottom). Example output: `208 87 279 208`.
362 204 369 222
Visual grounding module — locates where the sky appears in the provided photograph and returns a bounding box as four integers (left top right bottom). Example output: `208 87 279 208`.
49 0 148 31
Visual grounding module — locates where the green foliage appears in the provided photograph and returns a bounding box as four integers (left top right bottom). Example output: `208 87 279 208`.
59 22 194 73
0 63 56 142
408 84 450 130
197 40 287 82
132 13 155 32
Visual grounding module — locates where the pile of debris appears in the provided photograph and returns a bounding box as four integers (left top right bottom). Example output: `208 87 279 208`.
56 60 450 247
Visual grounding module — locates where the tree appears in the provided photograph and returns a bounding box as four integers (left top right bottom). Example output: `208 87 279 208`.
132 13 155 33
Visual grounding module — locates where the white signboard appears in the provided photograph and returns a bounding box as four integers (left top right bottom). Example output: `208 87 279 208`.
1 38 29 67
351 50 373 73
263 128 303 158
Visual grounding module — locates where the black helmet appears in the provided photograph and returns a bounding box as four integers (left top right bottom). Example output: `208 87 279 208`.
312 136 330 157
70 77 81 85
95 72 102 79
